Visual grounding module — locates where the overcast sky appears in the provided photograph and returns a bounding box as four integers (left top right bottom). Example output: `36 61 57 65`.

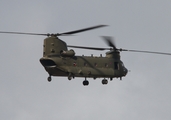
0 0 171 120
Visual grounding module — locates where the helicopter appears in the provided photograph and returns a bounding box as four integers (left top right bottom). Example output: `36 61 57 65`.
1 25 171 86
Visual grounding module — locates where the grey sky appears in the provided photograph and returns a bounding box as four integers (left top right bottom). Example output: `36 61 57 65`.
0 0 171 120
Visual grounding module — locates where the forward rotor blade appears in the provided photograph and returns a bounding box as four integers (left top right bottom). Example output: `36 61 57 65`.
68 45 110 51
57 25 108 36
120 49 171 55
0 31 47 36
101 36 117 50
0 25 107 37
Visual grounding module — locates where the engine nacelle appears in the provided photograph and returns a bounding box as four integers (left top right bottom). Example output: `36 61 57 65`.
60 49 75 57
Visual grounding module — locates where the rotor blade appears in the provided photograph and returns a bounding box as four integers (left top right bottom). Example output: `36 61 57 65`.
68 45 111 51
0 25 107 36
0 31 48 36
101 36 117 50
57 25 108 36
120 49 171 55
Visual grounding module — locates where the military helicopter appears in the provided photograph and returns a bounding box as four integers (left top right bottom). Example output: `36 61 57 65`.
0 25 171 86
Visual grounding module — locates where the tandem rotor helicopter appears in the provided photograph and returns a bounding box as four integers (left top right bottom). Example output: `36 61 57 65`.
1 25 171 86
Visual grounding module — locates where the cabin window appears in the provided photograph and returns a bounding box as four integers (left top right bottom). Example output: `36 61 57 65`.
84 62 87 66
114 62 119 70
51 43 54 46
105 63 108 67
94 63 97 67
51 49 55 53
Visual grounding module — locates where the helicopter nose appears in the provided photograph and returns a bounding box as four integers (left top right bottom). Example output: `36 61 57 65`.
124 68 128 76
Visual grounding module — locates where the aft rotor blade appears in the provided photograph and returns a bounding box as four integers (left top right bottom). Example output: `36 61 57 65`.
101 36 117 50
68 45 110 51
57 25 108 36
0 31 48 36
120 49 171 55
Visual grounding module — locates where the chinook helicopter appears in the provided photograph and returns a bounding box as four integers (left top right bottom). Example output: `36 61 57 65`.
0 25 171 86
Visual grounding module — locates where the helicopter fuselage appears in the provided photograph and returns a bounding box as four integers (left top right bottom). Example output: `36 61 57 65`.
39 36 128 83
40 55 128 79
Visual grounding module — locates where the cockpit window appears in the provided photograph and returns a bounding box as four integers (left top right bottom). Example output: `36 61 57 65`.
121 62 124 67
114 62 119 70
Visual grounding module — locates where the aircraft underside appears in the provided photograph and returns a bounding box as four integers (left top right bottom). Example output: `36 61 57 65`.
43 65 126 86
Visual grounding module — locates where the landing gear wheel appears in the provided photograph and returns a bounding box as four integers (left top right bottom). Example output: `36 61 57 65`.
68 76 72 80
68 72 72 80
83 80 89 86
102 79 108 85
110 77 113 81
47 76 52 82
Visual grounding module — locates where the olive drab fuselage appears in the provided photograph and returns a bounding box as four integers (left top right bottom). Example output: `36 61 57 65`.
40 36 128 79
